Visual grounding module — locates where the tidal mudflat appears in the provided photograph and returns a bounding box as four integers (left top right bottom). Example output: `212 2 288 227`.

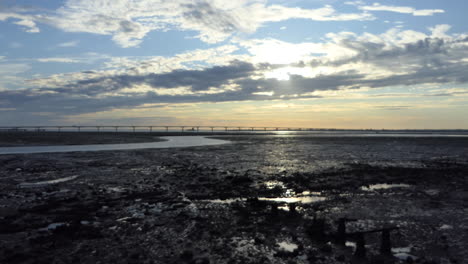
0 134 467 264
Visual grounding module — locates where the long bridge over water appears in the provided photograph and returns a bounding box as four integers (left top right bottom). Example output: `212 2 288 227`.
0 125 323 133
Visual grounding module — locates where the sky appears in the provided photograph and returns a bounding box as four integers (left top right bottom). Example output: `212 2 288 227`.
1 0 468 129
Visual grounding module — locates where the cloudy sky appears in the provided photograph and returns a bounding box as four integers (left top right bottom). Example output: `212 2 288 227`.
1 0 467 128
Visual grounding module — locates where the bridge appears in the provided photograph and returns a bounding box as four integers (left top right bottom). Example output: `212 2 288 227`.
0 125 320 133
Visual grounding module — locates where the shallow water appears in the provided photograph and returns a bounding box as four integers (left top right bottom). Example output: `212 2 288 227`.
361 183 411 191
19 175 79 188
0 136 229 154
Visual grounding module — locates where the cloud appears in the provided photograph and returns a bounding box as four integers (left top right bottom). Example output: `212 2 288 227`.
37 58 82 63
375 105 412 111
1 25 468 123
57 40 79 47
1 0 373 47
359 3 444 16
0 12 40 32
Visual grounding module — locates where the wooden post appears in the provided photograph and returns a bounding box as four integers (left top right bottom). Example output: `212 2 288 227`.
337 218 347 246
380 229 392 255
271 203 278 216
354 233 366 258
288 203 297 213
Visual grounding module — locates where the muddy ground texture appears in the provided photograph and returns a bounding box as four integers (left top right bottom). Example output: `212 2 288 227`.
0 135 467 264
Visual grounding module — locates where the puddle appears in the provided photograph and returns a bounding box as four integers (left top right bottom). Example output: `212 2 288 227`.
361 183 411 191
39 222 66 231
201 193 326 205
264 181 286 189
277 241 298 252
106 187 126 193
19 175 79 188
392 246 417 260
345 241 356 250
439 224 453 230
200 198 247 204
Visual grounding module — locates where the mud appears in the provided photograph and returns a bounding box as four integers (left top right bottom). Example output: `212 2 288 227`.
0 134 467 263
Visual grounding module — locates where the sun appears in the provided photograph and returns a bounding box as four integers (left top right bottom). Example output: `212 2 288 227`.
264 66 312 81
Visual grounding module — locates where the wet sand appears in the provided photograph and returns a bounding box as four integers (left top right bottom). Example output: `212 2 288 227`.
0 134 467 263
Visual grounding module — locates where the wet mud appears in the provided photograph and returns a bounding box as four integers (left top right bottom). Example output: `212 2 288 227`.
0 135 467 263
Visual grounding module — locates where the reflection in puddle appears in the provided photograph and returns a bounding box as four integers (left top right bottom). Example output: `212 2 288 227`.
258 195 326 204
277 241 298 252
361 183 411 191
19 175 79 188
202 193 326 205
